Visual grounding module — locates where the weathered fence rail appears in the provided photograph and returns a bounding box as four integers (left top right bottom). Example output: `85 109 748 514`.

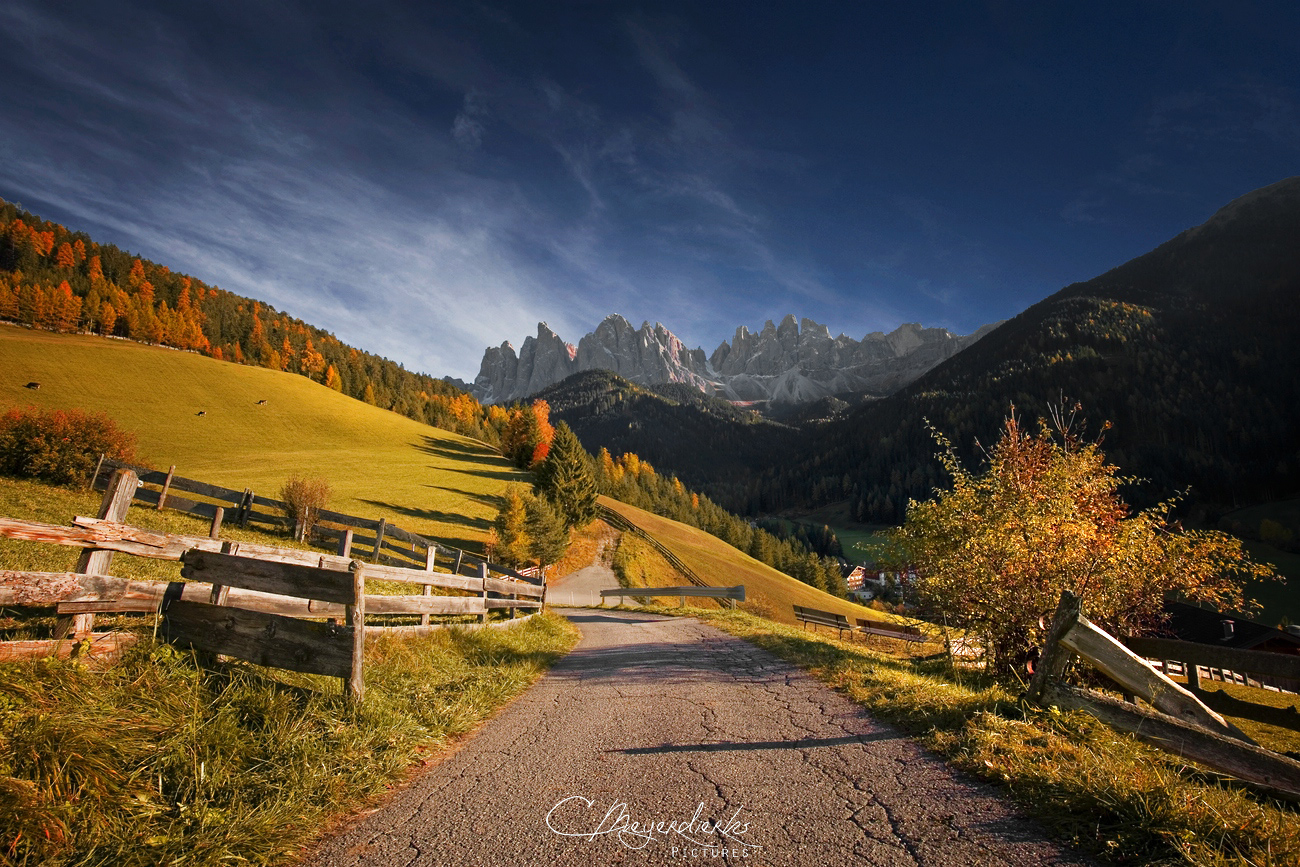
601 585 744 608
1028 591 1300 798
92 457 535 583
0 470 547 696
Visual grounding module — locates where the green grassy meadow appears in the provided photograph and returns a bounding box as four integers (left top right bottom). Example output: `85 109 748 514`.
0 325 527 553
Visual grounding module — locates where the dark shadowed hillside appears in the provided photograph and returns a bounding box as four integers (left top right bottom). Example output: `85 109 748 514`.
536 369 795 505
766 177 1300 522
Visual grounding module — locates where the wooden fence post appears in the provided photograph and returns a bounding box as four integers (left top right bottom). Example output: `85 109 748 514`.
421 544 435 626
157 465 176 510
452 549 464 576
372 519 387 563
52 468 138 640
209 506 224 539
346 561 365 703
338 528 354 558
1026 590 1081 704
239 489 253 528
479 562 488 624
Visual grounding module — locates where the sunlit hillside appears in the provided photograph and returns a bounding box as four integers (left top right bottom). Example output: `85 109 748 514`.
0 325 526 552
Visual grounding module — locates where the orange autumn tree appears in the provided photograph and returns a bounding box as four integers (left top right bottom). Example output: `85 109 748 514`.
891 406 1276 675
501 399 555 469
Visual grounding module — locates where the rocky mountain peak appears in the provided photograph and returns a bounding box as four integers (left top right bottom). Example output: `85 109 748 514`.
472 313 996 406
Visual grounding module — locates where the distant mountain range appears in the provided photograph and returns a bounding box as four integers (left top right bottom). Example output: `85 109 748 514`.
470 314 998 406
528 178 1300 527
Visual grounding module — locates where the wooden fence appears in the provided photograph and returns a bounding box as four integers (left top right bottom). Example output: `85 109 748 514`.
92 457 533 583
0 469 546 700
600 585 745 608
1027 591 1300 798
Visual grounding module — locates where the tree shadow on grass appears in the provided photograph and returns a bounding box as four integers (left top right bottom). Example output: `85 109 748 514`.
416 436 521 472
426 485 505 509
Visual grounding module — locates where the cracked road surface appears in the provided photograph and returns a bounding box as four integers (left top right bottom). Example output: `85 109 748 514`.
306 610 1089 866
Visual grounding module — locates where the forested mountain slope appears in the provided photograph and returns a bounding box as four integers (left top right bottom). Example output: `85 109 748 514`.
767 177 1300 522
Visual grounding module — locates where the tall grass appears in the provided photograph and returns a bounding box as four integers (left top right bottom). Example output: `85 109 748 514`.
0 614 579 866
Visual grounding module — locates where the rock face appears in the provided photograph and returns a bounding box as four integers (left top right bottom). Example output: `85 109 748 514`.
471 314 997 405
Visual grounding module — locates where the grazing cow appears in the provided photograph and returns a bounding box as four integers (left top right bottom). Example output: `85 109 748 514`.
24 382 40 389
256 399 267 405
197 411 207 417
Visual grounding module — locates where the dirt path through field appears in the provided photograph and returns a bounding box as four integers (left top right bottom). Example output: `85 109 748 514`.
305 610 1089 866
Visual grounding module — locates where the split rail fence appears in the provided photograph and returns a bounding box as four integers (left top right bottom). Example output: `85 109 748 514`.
1027 590 1300 798
91 457 533 583
0 469 546 701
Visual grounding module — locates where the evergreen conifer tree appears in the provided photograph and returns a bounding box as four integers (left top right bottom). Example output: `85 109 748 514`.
492 484 532 568
525 493 569 571
534 422 599 529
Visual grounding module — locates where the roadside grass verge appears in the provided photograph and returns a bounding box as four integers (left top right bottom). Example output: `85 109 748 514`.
640 605 1298 866
0 612 579 866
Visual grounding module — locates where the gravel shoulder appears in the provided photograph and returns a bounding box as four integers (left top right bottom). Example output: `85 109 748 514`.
304 610 1090 866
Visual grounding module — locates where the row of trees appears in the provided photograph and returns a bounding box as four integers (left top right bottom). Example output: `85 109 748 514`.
489 423 599 571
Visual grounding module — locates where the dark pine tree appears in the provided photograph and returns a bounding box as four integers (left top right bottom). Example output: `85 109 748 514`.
534 422 599 529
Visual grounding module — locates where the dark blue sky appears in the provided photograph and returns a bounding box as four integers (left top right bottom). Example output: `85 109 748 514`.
2 1 1296 379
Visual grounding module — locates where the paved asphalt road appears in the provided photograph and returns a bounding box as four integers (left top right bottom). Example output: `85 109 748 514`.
305 610 1089 866
547 559 618 607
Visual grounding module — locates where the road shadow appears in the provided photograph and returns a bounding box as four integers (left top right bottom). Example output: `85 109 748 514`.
616 733 894 754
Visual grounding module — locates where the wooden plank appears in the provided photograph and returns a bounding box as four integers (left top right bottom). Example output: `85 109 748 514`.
346 562 365 703
209 507 224 539
1 571 130 607
243 508 291 528
1059 614 1244 739
180 550 354 605
382 524 419 545
55 468 138 640
366 595 488 615
162 600 353 678
372 519 387 563
380 538 425 563
485 576 547 598
316 508 380 530
165 474 246 503
250 493 290 511
1027 591 1082 703
157 465 176 509
364 563 483 592
338 528 354 558
485 599 542 610
0 632 138 664
478 562 488 624
1126 636 1300 683
1044 681 1300 798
